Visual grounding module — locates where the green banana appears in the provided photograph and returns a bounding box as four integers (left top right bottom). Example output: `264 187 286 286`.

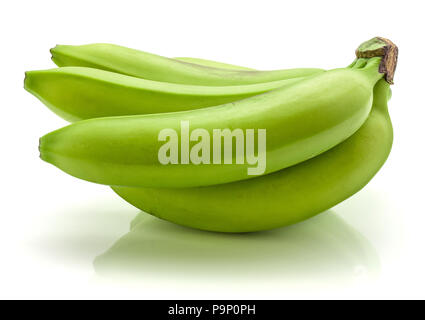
50 43 324 85
174 57 254 70
24 67 307 122
39 58 383 188
112 79 393 232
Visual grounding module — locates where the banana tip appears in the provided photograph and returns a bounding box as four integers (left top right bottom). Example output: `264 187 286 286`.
50 45 63 63
38 137 48 162
50 45 58 55
23 71 37 93
23 71 30 90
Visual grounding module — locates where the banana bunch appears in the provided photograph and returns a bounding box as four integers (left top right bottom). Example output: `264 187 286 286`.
25 37 398 232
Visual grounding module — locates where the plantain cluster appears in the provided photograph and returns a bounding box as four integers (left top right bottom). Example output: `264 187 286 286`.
25 38 397 232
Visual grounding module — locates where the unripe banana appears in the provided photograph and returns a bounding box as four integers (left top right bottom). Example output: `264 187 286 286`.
112 79 393 232
174 57 254 70
24 67 306 122
39 58 383 188
50 43 324 85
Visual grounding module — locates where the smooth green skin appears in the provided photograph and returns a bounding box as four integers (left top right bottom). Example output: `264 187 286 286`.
174 57 254 70
50 43 324 86
112 79 393 232
39 58 383 188
24 67 306 122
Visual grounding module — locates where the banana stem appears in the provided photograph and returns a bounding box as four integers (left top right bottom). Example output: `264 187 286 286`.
355 37 398 84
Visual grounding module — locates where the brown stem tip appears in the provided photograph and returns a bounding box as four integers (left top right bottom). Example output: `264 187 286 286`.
356 37 398 84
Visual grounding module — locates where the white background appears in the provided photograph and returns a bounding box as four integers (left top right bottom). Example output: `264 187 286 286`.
0 0 423 299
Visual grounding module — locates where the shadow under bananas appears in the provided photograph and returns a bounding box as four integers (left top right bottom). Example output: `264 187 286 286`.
94 210 380 286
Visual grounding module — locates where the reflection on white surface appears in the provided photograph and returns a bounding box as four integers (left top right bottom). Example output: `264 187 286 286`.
31 199 136 266
94 210 380 287
18 186 403 298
